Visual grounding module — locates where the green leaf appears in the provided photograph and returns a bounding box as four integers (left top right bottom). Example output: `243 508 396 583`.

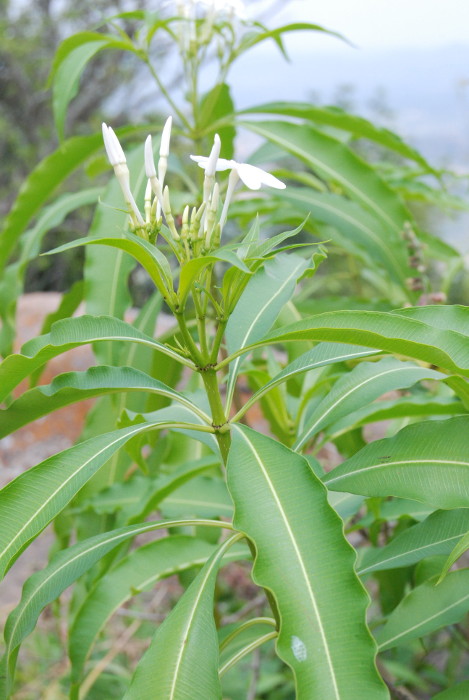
330 395 465 437
124 533 244 700
0 365 210 439
234 22 347 58
69 536 246 685
358 510 469 575
227 426 388 698
440 531 469 580
431 682 469 699
295 358 444 449
0 134 103 269
225 253 309 410
228 308 469 379
0 314 192 403
219 629 277 677
38 280 85 337
51 32 139 139
84 144 147 352
160 476 234 519
241 120 412 238
274 188 410 288
0 520 233 698
375 569 469 650
127 459 223 523
324 417 469 509
234 342 377 421
178 248 250 306
0 420 209 579
395 304 469 335
247 219 309 260
199 83 235 159
46 233 174 300
242 102 434 171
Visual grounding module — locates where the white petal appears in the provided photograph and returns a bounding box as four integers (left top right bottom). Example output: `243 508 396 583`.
236 163 263 190
160 116 172 157
238 163 285 190
144 135 157 178
205 133 221 177
102 123 120 166
190 155 209 165
257 169 286 190
107 126 126 164
190 155 234 171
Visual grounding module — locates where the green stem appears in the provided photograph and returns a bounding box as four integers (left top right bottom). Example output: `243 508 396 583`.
175 310 204 367
193 290 209 358
210 318 227 364
201 368 231 464
144 59 191 131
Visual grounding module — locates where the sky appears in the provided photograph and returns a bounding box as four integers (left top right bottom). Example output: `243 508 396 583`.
257 0 469 52
230 0 469 168
231 0 469 250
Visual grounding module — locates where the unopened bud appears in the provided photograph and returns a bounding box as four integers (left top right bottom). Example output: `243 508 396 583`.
158 116 172 187
144 180 152 224
181 205 190 239
162 186 180 240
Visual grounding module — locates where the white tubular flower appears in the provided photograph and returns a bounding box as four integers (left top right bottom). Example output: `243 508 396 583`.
144 134 164 212
190 153 285 230
190 156 286 191
194 134 221 231
205 133 221 178
158 116 172 185
102 123 144 227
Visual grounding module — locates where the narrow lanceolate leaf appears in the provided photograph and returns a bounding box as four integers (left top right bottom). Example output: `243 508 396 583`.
178 250 250 306
324 417 469 509
295 358 444 449
375 569 469 651
241 120 412 237
0 520 233 698
274 188 410 287
124 533 244 700
0 365 209 439
440 531 469 580
225 253 309 411
0 314 192 402
0 133 103 269
229 309 469 378
234 22 348 57
432 681 469 699
0 421 209 579
330 396 465 437
47 233 174 299
52 33 137 139
84 145 145 348
69 536 247 685
219 630 278 677
227 426 388 699
242 103 434 171
394 304 469 336
358 510 469 575
234 342 378 420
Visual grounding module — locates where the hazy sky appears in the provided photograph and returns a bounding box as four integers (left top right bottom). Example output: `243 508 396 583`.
258 0 469 51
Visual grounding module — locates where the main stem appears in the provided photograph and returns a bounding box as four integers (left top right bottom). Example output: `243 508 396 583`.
201 368 231 464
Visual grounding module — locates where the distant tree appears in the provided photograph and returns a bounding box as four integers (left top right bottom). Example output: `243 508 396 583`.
0 0 154 214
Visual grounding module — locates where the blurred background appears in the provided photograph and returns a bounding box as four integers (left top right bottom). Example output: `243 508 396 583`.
1 0 468 292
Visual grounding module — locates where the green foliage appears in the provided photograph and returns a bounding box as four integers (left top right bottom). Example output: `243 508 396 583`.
1 5 468 699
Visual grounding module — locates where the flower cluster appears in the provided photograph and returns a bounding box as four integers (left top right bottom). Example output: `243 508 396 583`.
175 0 246 22
102 118 285 258
173 0 246 56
